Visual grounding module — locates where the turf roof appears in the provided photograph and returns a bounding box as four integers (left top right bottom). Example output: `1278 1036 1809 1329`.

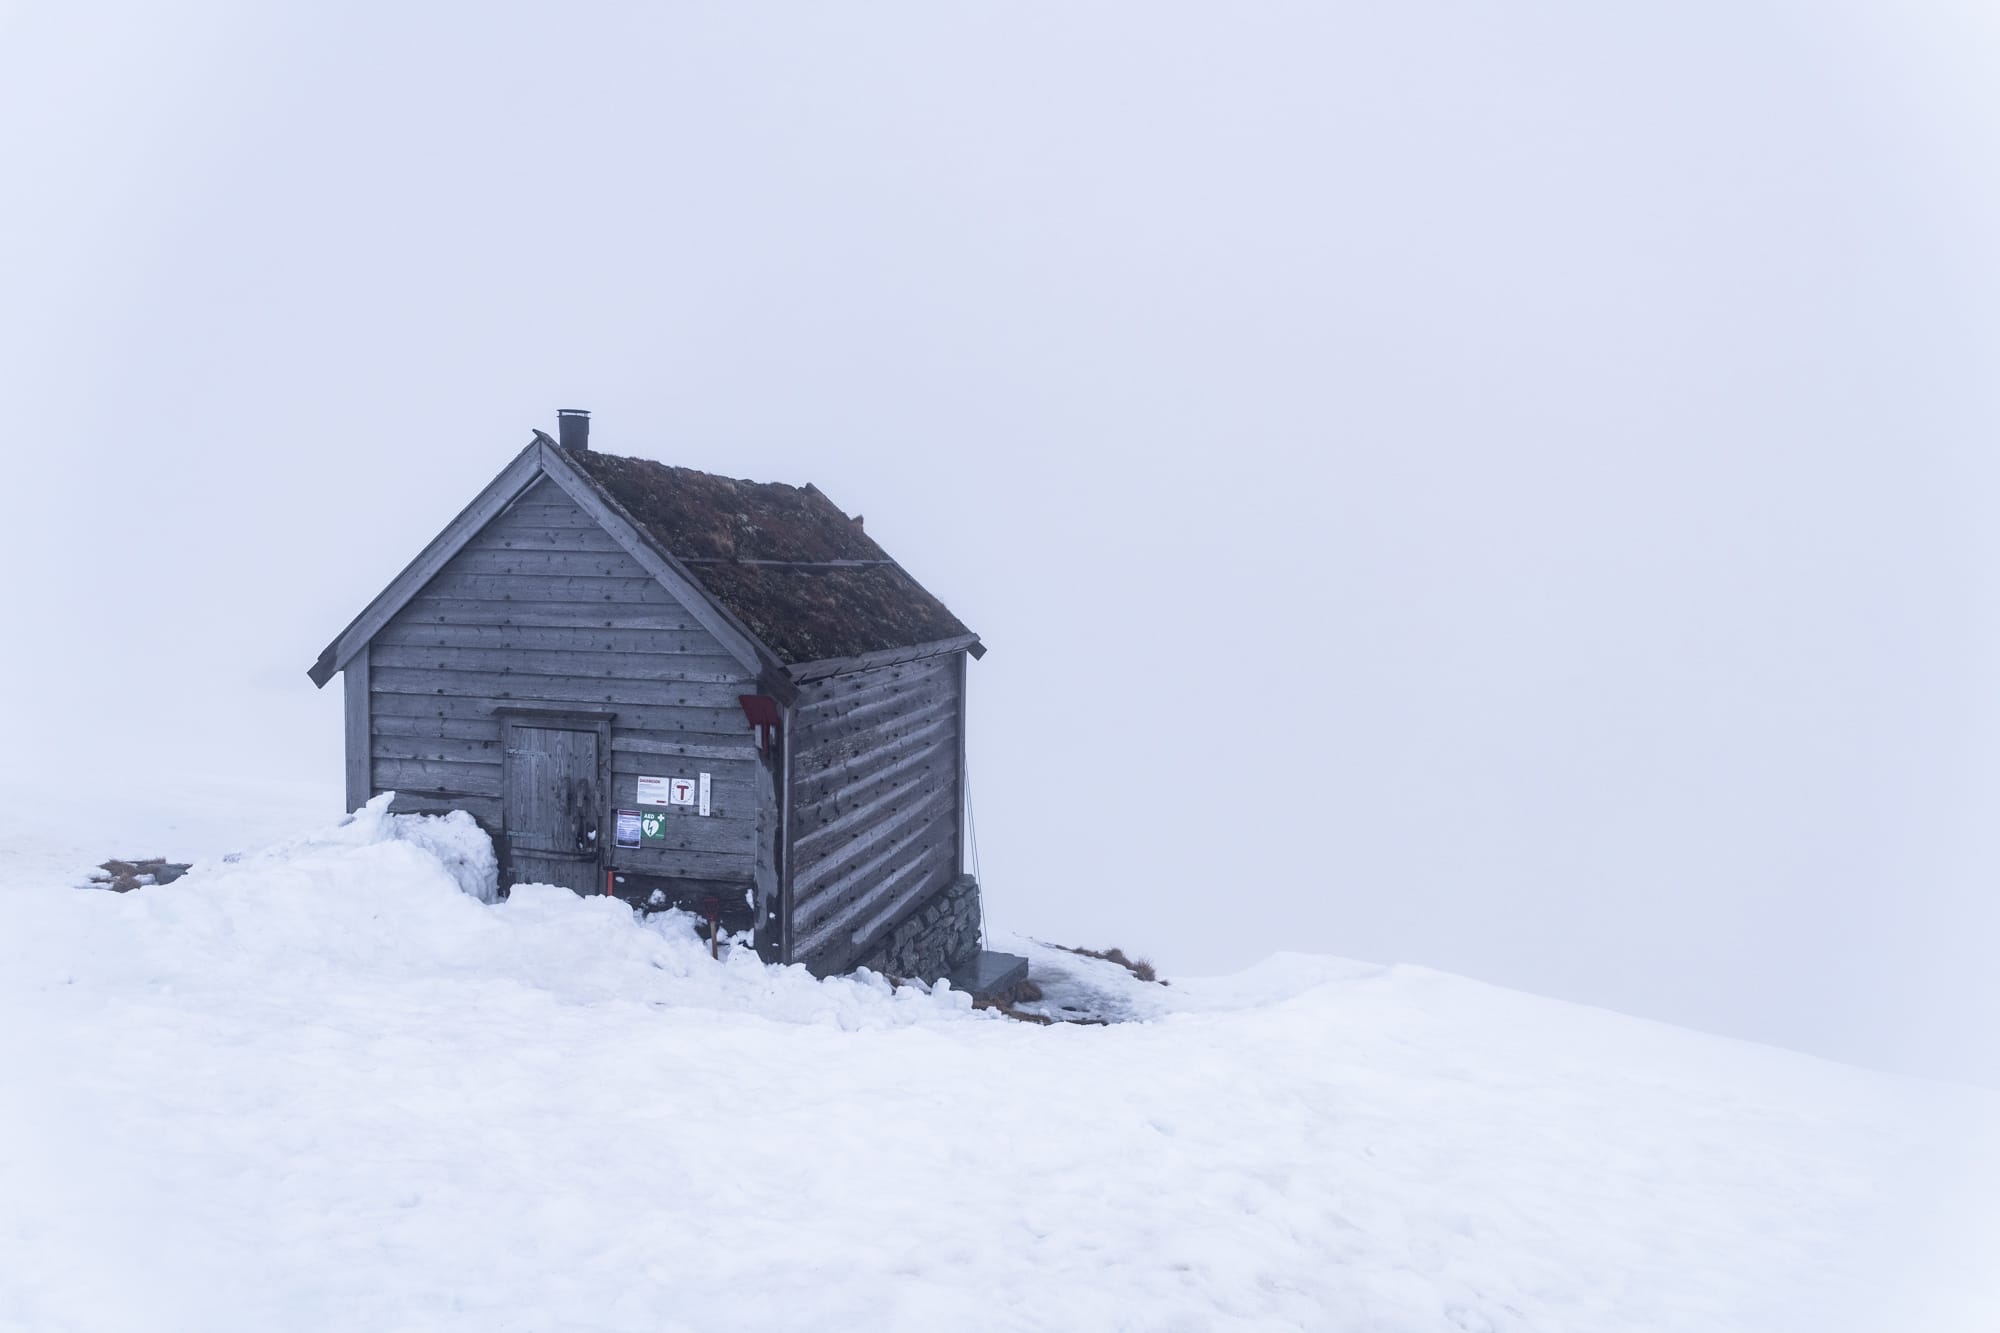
569 449 973 665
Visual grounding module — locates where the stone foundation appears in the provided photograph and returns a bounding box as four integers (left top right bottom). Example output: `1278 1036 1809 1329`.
858 874 982 983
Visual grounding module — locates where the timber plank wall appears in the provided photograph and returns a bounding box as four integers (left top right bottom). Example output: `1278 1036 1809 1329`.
787 652 963 973
360 476 767 885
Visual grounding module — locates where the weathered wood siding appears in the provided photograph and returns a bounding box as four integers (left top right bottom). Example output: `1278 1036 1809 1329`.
786 652 964 974
366 477 764 886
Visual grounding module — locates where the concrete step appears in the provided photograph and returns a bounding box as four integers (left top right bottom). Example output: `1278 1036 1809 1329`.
946 949 1029 1001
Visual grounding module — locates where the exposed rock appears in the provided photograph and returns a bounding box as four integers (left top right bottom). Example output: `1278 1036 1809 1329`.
86 858 192 893
857 874 982 984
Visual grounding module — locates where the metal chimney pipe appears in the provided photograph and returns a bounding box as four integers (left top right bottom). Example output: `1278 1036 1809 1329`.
556 408 590 452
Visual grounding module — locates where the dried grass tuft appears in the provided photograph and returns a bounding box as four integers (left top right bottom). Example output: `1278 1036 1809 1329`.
1047 942 1166 985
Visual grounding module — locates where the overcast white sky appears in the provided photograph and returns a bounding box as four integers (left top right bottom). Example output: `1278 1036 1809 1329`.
3 2 1998 1086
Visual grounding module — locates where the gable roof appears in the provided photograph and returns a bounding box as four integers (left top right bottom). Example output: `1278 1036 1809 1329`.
568 449 975 667
308 435 980 690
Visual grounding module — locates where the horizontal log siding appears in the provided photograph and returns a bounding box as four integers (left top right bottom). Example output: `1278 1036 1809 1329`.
370 478 761 883
786 653 963 974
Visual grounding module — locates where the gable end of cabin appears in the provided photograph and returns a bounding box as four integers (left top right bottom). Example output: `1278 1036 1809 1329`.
344 475 780 945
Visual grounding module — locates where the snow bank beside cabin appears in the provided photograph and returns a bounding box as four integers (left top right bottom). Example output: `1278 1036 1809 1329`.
0 794 972 1030
362 796 502 904
1 803 1996 1332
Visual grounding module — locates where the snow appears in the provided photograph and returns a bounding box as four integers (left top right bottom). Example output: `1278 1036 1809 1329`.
1 793 1996 1332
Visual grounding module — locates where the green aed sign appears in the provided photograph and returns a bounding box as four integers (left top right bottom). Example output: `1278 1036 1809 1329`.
640 809 671 842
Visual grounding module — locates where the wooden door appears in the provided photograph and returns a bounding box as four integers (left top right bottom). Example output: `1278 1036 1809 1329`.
503 725 602 896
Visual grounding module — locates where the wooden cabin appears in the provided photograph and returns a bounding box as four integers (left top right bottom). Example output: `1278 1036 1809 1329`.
309 410 1023 992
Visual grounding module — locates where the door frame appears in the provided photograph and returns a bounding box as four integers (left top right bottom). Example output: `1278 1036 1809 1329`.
495 707 614 895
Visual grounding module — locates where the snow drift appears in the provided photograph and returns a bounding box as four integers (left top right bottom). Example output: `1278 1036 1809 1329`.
1 804 1995 1332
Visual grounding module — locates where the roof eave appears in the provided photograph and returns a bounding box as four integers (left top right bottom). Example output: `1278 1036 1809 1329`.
785 632 986 684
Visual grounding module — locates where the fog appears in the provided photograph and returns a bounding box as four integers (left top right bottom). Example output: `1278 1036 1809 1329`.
4 2 1997 1085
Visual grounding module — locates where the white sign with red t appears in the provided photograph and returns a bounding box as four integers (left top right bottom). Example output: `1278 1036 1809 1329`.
636 775 698 808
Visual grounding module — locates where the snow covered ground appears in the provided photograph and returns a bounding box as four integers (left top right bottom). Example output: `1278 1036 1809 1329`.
2 791 1996 1332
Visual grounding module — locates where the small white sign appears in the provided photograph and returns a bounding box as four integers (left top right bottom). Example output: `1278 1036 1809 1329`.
698 772 711 817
